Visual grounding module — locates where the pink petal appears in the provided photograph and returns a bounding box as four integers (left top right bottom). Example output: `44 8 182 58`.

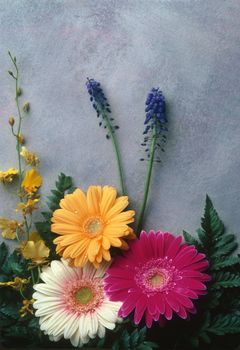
148 295 158 315
164 299 173 320
174 287 198 299
156 233 164 258
156 294 165 314
176 305 188 319
145 309 153 328
166 292 180 312
162 233 175 255
166 235 182 258
177 278 207 291
173 293 194 309
134 295 147 324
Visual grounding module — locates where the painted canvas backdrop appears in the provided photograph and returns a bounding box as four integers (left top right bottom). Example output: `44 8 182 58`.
0 0 240 245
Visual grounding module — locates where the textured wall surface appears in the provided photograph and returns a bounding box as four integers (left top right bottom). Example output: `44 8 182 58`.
0 0 240 245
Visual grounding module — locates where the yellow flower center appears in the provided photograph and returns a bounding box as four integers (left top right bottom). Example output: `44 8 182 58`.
149 272 165 287
75 287 93 305
84 217 103 235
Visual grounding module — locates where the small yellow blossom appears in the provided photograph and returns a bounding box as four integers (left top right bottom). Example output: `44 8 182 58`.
21 232 50 266
0 218 22 240
17 133 25 144
0 277 29 290
19 298 35 317
22 168 42 193
17 198 39 214
20 146 39 167
0 168 18 184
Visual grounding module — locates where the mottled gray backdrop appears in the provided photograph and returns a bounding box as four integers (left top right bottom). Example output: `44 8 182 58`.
0 0 240 245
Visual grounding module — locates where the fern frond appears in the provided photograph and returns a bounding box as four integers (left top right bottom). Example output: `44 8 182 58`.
211 271 240 289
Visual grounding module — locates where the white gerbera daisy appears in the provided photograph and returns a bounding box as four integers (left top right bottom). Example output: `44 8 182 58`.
33 259 122 347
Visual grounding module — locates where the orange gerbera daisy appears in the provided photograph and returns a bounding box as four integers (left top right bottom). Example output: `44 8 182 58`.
51 186 135 268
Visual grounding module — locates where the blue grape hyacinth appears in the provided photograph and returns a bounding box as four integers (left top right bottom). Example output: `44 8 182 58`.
141 87 167 162
86 78 119 138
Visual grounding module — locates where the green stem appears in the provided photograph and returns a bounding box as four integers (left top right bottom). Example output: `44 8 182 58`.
31 269 36 285
9 52 30 240
137 126 157 234
104 113 125 195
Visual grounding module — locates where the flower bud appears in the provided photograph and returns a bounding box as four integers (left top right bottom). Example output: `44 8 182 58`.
17 87 22 97
17 134 25 144
8 116 15 126
22 101 30 112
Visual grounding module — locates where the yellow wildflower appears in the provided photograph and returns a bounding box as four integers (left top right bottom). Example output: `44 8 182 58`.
19 298 35 318
17 198 39 214
0 277 29 290
0 218 22 240
17 133 25 144
20 146 39 167
0 168 18 184
21 232 50 266
22 168 42 193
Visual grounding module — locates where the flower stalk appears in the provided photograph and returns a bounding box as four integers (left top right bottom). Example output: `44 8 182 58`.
137 126 157 233
137 88 167 234
103 112 125 195
86 78 125 195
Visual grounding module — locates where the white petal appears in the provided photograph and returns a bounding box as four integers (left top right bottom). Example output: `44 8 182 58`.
38 270 62 288
34 283 61 296
97 313 116 330
79 314 89 338
63 313 79 339
94 261 110 278
61 258 79 278
82 263 96 279
40 310 64 332
49 334 62 342
51 260 67 279
88 313 99 339
98 323 106 338
35 303 63 317
98 304 119 323
70 327 81 347
33 293 62 304
52 312 74 337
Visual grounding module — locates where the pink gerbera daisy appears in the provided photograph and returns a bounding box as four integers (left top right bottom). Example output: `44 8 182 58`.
105 231 211 328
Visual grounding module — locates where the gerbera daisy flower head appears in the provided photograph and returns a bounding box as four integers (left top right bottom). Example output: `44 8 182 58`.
33 259 122 347
51 186 135 268
105 230 211 328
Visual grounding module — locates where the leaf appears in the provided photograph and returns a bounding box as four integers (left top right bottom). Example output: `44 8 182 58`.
183 230 201 249
198 195 225 254
211 256 240 270
211 272 240 289
111 327 157 350
0 242 8 265
35 173 74 260
0 304 20 319
207 314 240 335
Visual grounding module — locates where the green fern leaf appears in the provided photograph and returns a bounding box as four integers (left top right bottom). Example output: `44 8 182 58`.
211 271 240 289
207 314 240 335
211 256 240 270
183 230 201 249
198 195 225 254
35 173 74 259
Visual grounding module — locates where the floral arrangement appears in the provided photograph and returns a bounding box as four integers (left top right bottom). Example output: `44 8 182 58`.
0 53 239 350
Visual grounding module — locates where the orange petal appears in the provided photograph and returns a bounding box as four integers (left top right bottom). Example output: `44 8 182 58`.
100 186 117 216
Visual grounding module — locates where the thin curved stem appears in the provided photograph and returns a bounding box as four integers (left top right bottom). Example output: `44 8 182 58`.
137 126 157 234
9 52 30 239
104 113 125 195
